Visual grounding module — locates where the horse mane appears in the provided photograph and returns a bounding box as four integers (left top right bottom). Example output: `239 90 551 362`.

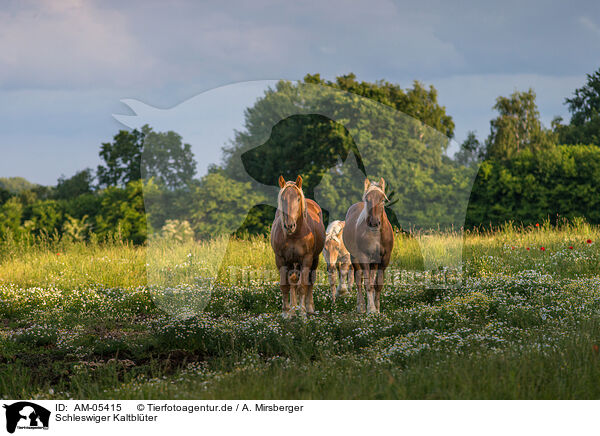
277 181 307 220
362 182 389 203
326 220 344 242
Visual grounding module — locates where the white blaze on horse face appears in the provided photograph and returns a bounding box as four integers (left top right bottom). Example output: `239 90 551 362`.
278 182 306 234
361 182 387 231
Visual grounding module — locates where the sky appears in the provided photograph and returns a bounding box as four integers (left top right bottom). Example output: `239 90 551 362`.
1 0 599 185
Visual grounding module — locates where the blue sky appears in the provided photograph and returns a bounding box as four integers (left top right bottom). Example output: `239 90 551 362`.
1 0 599 185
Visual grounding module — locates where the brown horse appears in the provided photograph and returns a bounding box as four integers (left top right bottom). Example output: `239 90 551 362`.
323 220 354 303
271 175 325 317
343 178 394 313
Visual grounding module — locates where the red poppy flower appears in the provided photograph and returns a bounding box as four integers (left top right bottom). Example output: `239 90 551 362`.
511 246 515 250
56 253 61 256
526 247 530 251
587 239 592 244
540 247 545 251
535 223 540 227
569 246 573 250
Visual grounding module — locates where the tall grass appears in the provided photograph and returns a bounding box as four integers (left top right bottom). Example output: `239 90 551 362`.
2 217 600 289
2 218 600 399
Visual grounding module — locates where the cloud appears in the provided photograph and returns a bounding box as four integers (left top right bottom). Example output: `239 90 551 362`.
2 0 598 185
0 0 469 92
580 16 600 38
0 0 154 89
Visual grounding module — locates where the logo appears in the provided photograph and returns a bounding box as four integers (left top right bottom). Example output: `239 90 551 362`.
3 402 50 434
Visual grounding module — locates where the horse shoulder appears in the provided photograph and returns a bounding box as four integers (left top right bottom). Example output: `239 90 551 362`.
342 202 363 255
344 202 364 229
270 215 284 249
305 199 323 223
380 213 395 264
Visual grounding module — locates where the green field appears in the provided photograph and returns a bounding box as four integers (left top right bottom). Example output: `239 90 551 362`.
2 220 600 399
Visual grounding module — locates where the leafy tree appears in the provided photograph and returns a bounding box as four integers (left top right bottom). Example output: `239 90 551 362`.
238 114 359 198
97 127 146 188
55 169 94 199
26 200 63 236
467 145 600 227
63 193 102 225
191 170 265 238
95 180 147 243
217 74 466 233
486 89 555 160
455 131 485 167
0 177 37 193
142 130 197 190
555 68 600 145
0 197 24 238
0 187 11 206
304 73 455 138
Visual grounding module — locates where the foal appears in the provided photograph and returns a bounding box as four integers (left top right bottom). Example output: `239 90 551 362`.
323 220 353 303
271 175 325 317
343 178 394 313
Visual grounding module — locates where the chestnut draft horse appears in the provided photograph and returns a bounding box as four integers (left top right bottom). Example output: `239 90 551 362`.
271 175 325 317
343 178 394 313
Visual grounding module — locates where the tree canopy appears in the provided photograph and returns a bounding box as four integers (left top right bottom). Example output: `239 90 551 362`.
5 70 600 243
556 68 600 146
485 89 555 160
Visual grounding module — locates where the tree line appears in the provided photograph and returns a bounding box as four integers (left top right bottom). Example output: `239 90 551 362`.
1 70 600 243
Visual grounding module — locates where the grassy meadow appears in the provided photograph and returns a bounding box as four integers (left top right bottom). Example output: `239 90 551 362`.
2 219 600 399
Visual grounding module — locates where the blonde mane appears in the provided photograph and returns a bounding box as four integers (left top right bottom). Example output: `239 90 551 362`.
326 220 344 242
362 182 389 203
277 181 307 221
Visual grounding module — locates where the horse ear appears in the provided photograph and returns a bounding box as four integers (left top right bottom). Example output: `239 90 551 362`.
295 175 303 188
379 177 385 192
364 178 370 192
278 175 285 188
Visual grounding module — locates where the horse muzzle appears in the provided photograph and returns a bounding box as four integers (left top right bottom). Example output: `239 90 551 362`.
367 222 381 232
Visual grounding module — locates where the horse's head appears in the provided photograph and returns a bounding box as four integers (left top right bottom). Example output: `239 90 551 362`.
324 221 344 266
363 177 388 231
278 175 306 235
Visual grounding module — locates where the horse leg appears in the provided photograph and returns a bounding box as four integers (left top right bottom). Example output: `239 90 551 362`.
279 265 293 318
366 264 377 314
282 284 293 318
375 268 384 313
347 263 354 290
296 265 310 317
306 259 318 314
338 261 350 296
353 259 365 313
290 284 297 315
327 264 337 304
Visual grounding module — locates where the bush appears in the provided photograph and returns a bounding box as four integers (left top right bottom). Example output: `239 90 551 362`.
467 145 600 227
